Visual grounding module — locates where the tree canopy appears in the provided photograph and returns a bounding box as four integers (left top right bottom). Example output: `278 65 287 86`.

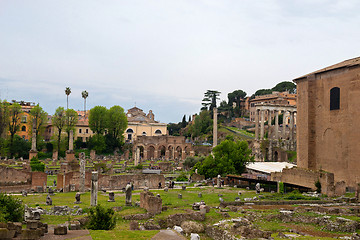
194 140 254 178
272 81 296 93
52 107 66 154
201 90 221 111
89 106 108 135
29 104 48 145
107 105 127 140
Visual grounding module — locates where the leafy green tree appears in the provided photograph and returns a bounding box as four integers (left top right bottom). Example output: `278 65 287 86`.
0 100 10 138
107 105 127 140
29 104 48 148
65 109 79 148
194 139 254 178
167 122 182 136
0 192 24 222
252 89 273 98
8 103 22 157
190 110 212 138
9 135 31 158
228 90 247 117
201 90 221 111
52 107 67 155
89 106 108 135
272 81 296 93
87 204 116 230
181 115 187 128
88 134 106 153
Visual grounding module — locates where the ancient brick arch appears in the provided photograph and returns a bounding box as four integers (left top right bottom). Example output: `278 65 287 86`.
133 136 194 161
147 145 156 159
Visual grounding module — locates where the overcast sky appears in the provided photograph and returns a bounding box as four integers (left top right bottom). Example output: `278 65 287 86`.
0 0 359 123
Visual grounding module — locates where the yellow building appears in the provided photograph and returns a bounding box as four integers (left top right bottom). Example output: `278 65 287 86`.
125 107 167 143
44 107 167 143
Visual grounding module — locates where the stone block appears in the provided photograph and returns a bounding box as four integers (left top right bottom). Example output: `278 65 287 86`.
20 229 41 240
54 225 67 235
7 222 22 236
26 220 39 230
0 228 11 240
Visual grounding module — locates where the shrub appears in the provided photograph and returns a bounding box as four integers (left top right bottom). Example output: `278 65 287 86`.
30 157 45 172
87 205 116 230
278 182 284 194
315 180 321 193
135 164 143 170
0 193 24 222
176 172 188 181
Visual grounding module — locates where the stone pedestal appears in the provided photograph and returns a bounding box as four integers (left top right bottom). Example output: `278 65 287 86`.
29 150 38 160
52 151 58 161
66 150 75 162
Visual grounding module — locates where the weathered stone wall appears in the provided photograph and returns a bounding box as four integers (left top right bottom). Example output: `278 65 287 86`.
271 167 345 196
0 166 47 192
31 172 47 189
106 174 165 190
57 172 165 191
57 172 92 191
0 165 31 183
295 63 360 188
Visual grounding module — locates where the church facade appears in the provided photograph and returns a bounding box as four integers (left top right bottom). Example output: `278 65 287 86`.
124 107 167 143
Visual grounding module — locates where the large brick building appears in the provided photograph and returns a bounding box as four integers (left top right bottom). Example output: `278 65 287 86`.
294 56 360 189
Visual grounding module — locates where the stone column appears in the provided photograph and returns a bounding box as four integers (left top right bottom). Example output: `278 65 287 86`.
29 119 38 160
79 152 86 193
260 110 265 140
289 111 294 141
282 111 286 139
66 130 75 161
134 147 140 166
268 110 272 127
69 130 74 151
91 171 98 206
275 111 279 140
255 109 259 140
213 107 218 148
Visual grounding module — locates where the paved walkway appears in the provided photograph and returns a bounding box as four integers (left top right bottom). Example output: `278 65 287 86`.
151 230 186 240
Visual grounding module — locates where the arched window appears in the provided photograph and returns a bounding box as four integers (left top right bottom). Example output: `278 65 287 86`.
21 126 26 131
330 87 340 110
126 128 134 133
155 129 162 134
142 132 147 136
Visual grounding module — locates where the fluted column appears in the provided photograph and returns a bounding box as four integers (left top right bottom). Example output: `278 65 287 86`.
289 111 294 140
282 111 286 139
260 110 265 140
275 111 279 140
255 109 259 140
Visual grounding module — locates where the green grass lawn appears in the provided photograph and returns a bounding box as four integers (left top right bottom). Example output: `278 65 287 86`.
13 185 355 239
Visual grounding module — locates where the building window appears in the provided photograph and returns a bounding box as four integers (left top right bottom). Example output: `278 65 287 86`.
142 132 147 136
79 129 82 134
128 134 132 140
330 87 340 110
86 129 89 133
126 128 134 133
21 126 26 131
21 116 27 123
155 129 162 134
